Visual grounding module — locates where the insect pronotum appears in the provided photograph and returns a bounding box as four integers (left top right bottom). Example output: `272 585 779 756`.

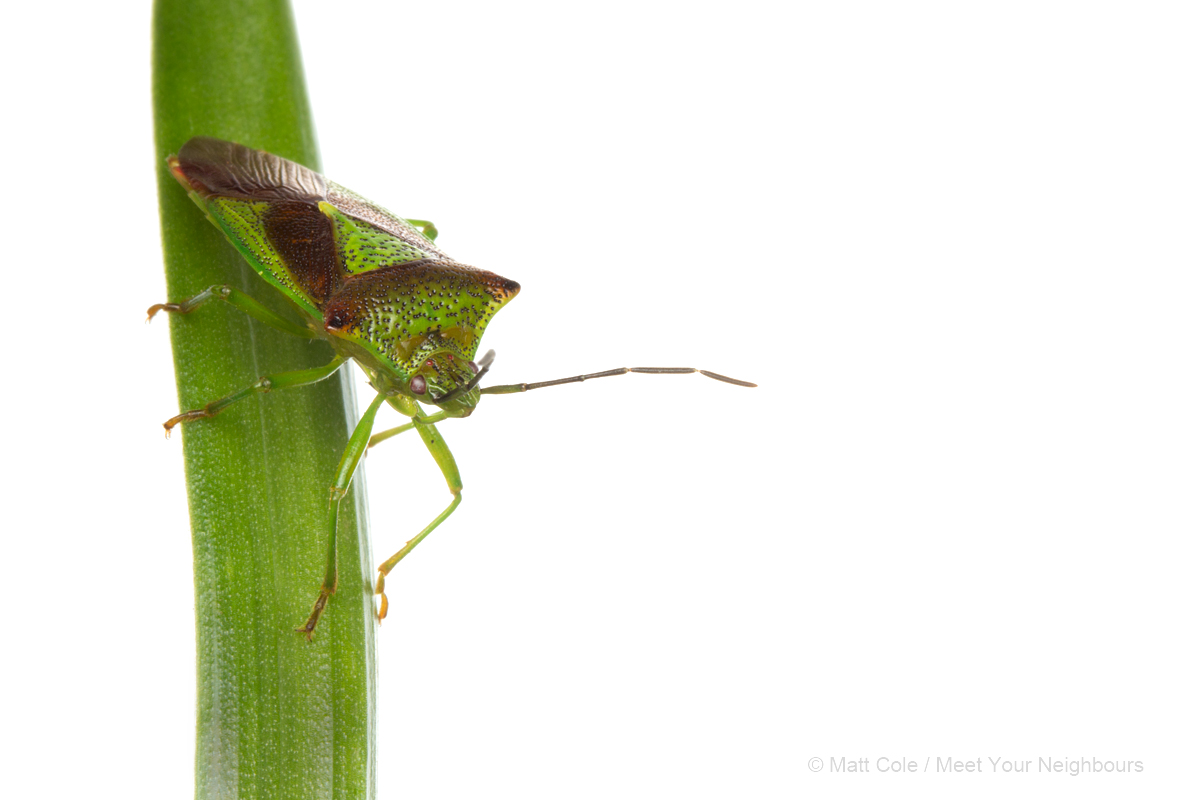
152 137 755 638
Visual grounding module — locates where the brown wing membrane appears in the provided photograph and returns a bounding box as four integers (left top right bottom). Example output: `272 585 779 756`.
174 136 328 202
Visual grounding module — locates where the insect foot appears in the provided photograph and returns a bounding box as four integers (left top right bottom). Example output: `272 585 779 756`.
375 573 390 622
162 408 213 437
145 301 181 322
297 589 333 641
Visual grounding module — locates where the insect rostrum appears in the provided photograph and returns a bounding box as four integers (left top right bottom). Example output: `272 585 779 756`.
152 137 754 638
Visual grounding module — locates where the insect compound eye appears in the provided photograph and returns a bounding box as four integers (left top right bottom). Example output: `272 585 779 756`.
468 361 479 374
410 375 427 395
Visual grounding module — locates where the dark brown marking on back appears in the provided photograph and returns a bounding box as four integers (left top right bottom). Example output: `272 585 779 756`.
264 201 341 307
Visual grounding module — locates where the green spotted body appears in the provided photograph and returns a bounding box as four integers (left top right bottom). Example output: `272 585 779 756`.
324 259 517 380
169 136 518 405
321 200 436 275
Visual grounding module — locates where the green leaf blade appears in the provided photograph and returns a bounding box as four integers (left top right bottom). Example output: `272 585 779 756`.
152 1 376 798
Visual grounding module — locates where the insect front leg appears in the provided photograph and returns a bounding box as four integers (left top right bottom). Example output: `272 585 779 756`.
147 284 319 339
162 357 346 435
374 406 463 622
297 391 388 639
366 410 448 448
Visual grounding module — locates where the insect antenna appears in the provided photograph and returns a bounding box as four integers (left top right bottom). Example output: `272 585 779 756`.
480 363 756 395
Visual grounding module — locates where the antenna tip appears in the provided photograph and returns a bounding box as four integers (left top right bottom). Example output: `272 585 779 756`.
699 370 757 388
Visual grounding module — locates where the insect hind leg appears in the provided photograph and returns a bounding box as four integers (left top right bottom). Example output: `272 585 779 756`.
373 408 463 621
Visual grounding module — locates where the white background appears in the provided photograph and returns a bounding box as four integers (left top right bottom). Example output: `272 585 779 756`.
2 1 1197 798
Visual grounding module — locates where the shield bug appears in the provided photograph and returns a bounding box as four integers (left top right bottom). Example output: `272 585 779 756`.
151 137 755 637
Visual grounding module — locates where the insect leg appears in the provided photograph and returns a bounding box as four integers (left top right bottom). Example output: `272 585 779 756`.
367 411 448 449
163 356 346 436
373 407 463 621
404 218 438 242
297 391 388 639
147 284 319 339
